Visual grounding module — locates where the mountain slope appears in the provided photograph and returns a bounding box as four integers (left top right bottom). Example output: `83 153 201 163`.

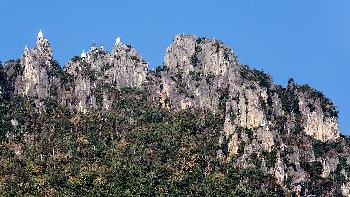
0 32 349 196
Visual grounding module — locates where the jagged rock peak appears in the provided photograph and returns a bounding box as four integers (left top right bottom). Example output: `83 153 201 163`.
111 40 145 64
158 34 242 112
164 34 239 76
62 36 149 113
14 31 60 99
34 30 53 62
65 36 148 85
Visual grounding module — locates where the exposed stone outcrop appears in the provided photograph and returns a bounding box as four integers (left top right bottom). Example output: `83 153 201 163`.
160 34 240 111
2 32 148 114
320 157 339 178
62 38 148 112
65 41 148 87
273 152 286 185
342 182 350 196
296 85 340 142
14 32 62 100
238 89 267 129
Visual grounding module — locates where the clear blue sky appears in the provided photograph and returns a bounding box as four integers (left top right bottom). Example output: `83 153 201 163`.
0 0 349 135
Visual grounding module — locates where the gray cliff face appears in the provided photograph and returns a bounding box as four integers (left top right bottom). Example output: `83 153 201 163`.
159 34 240 110
295 84 340 141
2 32 348 196
14 34 62 100
63 40 148 113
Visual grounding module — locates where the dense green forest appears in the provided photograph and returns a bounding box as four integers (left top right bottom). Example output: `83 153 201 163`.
0 88 284 196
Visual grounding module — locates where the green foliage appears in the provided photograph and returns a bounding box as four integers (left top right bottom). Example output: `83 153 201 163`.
218 86 230 111
345 135 350 148
291 122 304 135
229 109 237 123
221 134 232 156
274 116 287 133
313 139 342 157
299 84 338 118
237 141 246 157
262 148 278 168
250 153 261 168
189 71 203 81
0 64 5 87
175 80 194 99
205 73 215 85
190 54 200 66
0 94 285 195
244 128 254 141
300 160 323 178
195 45 202 53
101 62 114 72
2 60 23 96
307 102 316 112
1 80 344 195
332 156 350 186
236 126 254 142
71 56 81 62
151 64 167 78
339 157 350 176
139 108 166 124
277 86 300 114
240 65 271 89
196 37 206 44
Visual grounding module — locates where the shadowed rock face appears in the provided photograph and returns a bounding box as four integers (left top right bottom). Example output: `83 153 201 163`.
2 32 348 196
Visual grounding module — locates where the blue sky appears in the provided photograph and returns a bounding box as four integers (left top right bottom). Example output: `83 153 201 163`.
0 0 349 134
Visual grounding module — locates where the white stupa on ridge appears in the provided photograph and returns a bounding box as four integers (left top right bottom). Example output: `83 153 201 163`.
38 30 44 39
115 37 121 45
90 40 97 51
81 50 87 58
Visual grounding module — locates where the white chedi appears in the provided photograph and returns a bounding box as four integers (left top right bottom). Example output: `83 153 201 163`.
90 40 97 51
24 45 30 57
80 50 87 58
38 30 44 39
115 37 121 45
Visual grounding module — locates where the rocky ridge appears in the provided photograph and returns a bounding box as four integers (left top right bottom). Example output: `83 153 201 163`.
0 31 349 196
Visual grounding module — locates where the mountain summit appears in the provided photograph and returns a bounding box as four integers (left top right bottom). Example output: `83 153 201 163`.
0 31 349 196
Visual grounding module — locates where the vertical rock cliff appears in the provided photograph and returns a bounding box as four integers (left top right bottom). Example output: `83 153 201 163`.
14 31 62 100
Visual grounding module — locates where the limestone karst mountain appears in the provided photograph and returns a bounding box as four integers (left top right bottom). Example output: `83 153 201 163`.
0 32 349 196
